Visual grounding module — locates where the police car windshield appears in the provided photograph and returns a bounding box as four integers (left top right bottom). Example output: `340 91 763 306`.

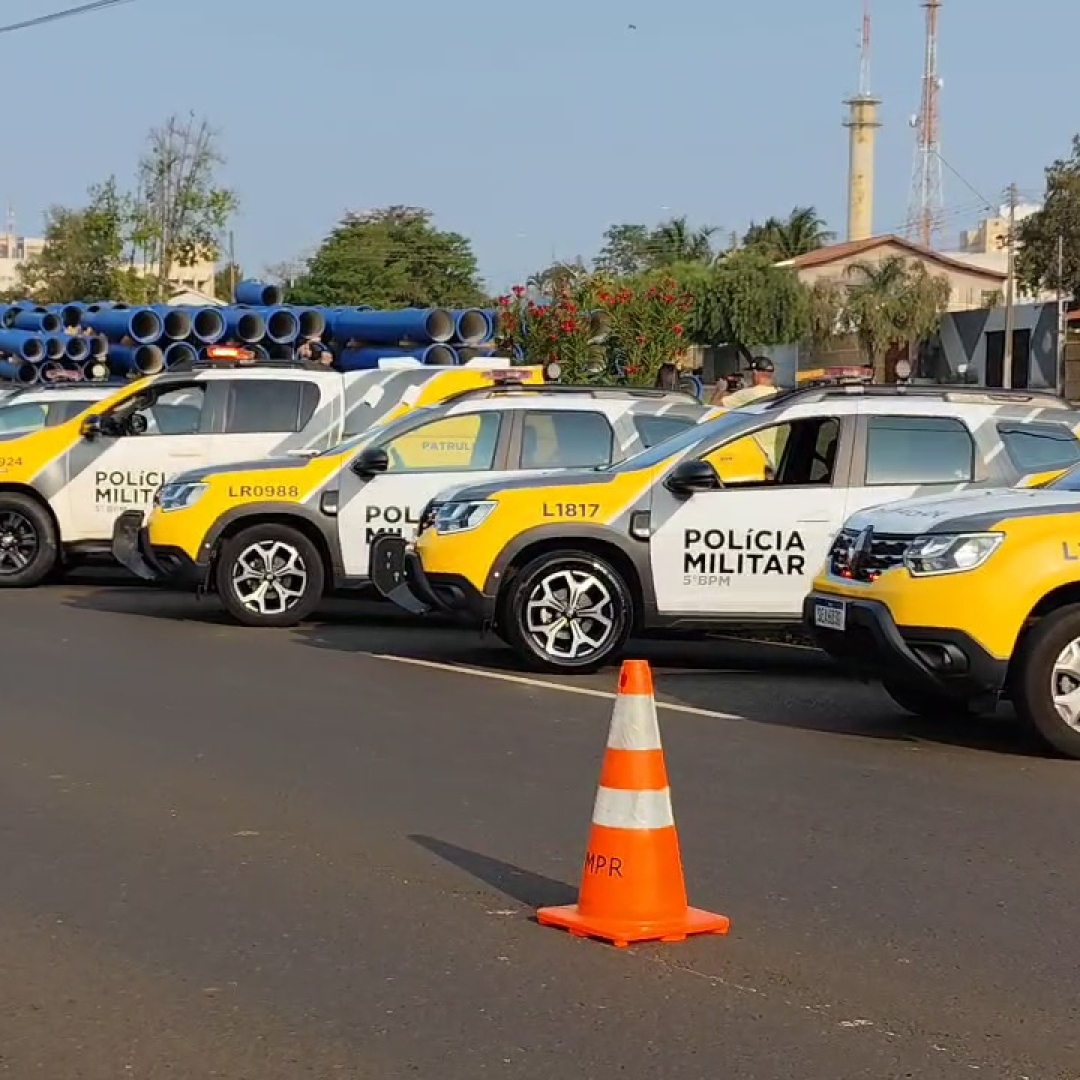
598 407 767 472
315 406 439 458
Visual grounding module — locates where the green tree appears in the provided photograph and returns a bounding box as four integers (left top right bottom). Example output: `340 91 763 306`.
214 262 243 302
843 256 951 379
527 259 587 298
649 216 717 267
743 206 834 260
130 112 238 301
15 178 147 303
1017 134 1080 298
287 206 487 308
594 223 652 277
675 250 810 360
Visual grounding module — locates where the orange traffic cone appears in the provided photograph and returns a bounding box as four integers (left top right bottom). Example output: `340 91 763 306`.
537 659 730 947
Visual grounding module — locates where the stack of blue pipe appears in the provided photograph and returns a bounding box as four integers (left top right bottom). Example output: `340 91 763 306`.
0 279 510 385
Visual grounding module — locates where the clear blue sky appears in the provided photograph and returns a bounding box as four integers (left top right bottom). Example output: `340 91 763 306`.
4 0 1073 291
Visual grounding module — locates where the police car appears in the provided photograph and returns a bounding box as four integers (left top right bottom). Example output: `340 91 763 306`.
0 357 547 587
373 384 1080 672
113 385 716 627
0 380 119 436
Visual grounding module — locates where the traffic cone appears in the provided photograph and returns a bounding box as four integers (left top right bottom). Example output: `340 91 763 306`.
537 659 730 947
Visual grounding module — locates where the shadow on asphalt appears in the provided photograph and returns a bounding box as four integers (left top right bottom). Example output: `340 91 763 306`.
410 835 576 908
63 580 1053 760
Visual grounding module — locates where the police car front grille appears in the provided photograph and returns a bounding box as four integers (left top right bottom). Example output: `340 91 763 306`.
829 530 912 580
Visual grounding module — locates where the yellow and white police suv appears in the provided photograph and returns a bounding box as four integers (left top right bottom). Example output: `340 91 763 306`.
0 358 544 587
115 385 716 627
375 384 1080 672
805 461 1080 759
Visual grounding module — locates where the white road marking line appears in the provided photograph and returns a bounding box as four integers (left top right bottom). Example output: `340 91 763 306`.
368 653 744 721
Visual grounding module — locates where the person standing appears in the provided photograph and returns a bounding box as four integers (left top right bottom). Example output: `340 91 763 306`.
719 356 778 408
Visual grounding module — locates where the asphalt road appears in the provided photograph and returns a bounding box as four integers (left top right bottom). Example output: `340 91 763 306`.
2 573 1078 1079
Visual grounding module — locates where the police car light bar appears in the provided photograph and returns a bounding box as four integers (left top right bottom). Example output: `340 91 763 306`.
205 346 256 363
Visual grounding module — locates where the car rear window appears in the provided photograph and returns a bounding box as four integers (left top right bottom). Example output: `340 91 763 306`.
997 422 1080 475
632 414 697 448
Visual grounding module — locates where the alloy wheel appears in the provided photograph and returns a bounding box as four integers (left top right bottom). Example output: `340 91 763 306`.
230 539 309 617
522 567 617 662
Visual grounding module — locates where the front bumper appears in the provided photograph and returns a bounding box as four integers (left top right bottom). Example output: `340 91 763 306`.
111 510 208 589
370 534 492 621
803 591 1008 702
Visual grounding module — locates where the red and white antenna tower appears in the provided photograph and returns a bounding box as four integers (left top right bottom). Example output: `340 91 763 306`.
906 0 944 248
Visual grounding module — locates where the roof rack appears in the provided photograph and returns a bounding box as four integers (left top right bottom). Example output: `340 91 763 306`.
764 383 1071 409
440 383 700 406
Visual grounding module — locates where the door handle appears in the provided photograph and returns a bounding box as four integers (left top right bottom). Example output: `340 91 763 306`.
797 518 829 524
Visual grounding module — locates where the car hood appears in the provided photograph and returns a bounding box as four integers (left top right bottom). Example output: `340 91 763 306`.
168 456 313 484
438 467 621 503
845 486 1080 535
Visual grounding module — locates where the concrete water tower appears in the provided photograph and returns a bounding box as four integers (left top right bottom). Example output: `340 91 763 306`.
843 1 881 241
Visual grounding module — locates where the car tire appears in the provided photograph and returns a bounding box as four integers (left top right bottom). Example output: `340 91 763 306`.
500 549 634 673
215 523 325 628
0 492 59 588
880 677 976 719
1011 605 1080 759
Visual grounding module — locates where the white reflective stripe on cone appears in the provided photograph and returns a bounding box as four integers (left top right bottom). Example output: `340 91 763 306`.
606 694 663 751
592 786 675 830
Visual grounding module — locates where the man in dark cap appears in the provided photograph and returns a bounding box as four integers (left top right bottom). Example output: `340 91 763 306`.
720 356 778 408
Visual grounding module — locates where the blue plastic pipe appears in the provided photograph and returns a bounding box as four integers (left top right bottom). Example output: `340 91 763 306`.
182 306 226 345
152 306 193 341
0 358 38 384
109 343 164 376
330 308 455 345
452 309 491 346
64 336 90 362
86 334 109 358
249 305 299 344
337 345 457 370
81 358 110 381
234 279 282 306
292 307 326 339
163 341 198 369
84 306 162 344
43 336 67 361
0 329 46 361
221 307 265 344
10 309 61 334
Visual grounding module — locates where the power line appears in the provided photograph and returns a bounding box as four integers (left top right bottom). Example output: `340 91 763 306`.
0 0 135 38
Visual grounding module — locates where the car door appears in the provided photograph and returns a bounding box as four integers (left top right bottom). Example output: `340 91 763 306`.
842 413 980 519
648 411 857 618
202 376 327 462
60 381 214 541
335 409 513 577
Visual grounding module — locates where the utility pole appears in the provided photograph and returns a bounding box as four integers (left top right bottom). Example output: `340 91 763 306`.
228 230 237 302
1002 182 1018 388
1056 233 1066 397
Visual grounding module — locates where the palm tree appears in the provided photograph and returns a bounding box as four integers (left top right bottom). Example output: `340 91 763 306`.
744 206 834 260
649 216 717 267
527 260 586 298
843 256 951 379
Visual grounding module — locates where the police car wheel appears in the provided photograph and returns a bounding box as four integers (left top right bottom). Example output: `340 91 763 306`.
503 550 633 673
215 524 325 628
0 493 59 588
1012 605 1080 760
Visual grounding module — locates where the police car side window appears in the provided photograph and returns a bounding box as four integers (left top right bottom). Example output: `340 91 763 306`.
136 386 207 436
521 411 614 469
633 414 695 448
865 415 974 484
381 411 503 472
222 379 320 435
0 402 47 433
997 423 1080 474
704 417 840 487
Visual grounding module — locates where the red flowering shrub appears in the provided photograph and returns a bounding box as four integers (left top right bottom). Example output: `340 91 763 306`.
495 272 694 386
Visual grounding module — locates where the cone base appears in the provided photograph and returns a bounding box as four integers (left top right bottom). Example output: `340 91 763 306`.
536 903 730 948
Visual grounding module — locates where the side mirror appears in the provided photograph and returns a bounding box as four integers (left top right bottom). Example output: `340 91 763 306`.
351 446 390 477
665 459 722 497
80 414 103 439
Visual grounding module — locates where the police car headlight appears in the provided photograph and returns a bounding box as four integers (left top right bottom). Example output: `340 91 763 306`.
156 482 208 513
433 500 496 534
903 532 1003 576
